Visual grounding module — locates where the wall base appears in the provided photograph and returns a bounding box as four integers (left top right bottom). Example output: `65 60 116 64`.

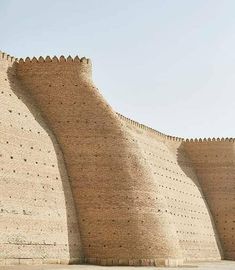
84 257 184 267
0 258 84 266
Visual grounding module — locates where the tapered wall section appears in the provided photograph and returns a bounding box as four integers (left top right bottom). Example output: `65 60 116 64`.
184 140 235 260
118 116 222 261
1 51 233 266
16 57 185 266
0 53 82 264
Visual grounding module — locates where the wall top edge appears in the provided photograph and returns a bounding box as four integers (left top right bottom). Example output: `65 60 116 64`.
117 113 235 143
0 50 91 64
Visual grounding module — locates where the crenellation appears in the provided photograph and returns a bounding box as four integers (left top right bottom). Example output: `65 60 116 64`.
8 54 91 65
0 50 234 266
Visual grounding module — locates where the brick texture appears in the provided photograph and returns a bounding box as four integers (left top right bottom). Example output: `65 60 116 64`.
0 51 234 266
0 53 83 264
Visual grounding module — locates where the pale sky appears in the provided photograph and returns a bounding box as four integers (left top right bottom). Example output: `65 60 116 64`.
1 0 235 138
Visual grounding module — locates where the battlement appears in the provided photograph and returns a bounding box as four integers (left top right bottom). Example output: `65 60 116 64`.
0 49 234 265
17 55 91 65
185 137 235 143
117 112 184 142
2 50 234 145
117 113 235 144
0 51 17 63
0 50 91 70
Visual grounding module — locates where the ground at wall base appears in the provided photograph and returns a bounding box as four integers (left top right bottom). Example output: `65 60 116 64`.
0 261 234 270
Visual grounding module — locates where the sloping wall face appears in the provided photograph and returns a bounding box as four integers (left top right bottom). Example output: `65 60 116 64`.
184 140 235 260
16 58 184 266
118 116 222 261
1 51 233 266
0 54 82 264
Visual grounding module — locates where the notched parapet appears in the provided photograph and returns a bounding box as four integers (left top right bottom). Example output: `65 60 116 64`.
185 137 235 143
17 55 91 65
0 50 17 63
16 54 93 81
116 112 184 142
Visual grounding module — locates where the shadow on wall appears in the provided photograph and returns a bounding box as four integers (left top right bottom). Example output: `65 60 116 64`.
7 64 83 262
176 143 224 259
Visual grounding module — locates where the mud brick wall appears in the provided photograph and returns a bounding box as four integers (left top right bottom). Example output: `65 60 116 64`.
117 115 222 261
184 139 235 260
0 53 83 265
0 50 233 266
16 56 184 267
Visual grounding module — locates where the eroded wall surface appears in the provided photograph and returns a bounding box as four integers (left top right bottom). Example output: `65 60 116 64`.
0 53 82 264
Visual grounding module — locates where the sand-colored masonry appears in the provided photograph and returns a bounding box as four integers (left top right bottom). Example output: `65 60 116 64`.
0 51 234 266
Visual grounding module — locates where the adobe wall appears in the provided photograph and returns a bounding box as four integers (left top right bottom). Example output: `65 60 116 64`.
117 115 222 261
184 139 235 260
0 51 233 266
16 56 185 266
0 53 83 264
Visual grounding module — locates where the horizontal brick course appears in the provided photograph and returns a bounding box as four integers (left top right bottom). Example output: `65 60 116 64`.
0 51 233 266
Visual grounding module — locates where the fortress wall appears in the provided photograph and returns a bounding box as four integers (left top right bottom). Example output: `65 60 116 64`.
184 140 235 260
118 116 222 261
0 53 82 264
16 56 184 266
